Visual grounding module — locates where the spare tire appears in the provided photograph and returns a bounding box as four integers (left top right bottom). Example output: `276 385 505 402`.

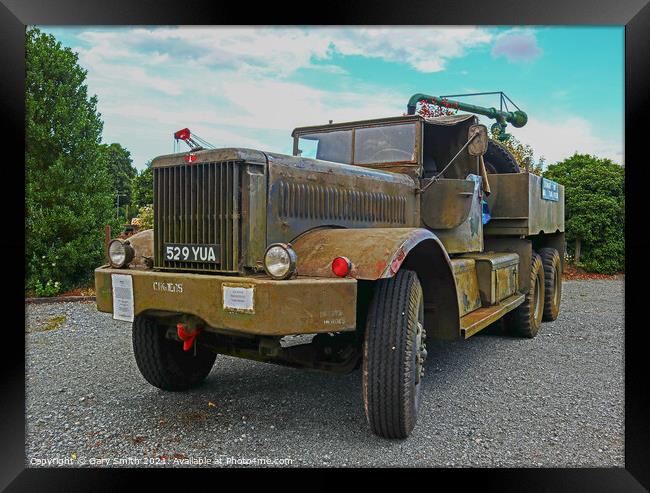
483 139 520 174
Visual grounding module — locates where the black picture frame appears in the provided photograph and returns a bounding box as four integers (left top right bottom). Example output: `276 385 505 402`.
3 0 648 489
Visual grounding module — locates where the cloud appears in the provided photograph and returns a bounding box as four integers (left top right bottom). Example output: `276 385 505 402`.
491 29 542 63
76 26 494 76
512 115 623 165
325 27 494 72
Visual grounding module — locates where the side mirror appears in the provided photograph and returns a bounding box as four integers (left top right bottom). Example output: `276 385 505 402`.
468 124 488 156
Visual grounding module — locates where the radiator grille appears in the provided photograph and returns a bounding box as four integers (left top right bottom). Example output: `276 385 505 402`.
154 161 242 272
278 180 406 224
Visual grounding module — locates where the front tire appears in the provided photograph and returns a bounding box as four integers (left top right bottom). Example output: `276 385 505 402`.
362 269 426 439
132 315 216 391
504 253 545 338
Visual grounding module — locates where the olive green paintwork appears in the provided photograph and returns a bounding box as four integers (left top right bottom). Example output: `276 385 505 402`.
95 266 356 336
430 175 484 254
264 152 419 245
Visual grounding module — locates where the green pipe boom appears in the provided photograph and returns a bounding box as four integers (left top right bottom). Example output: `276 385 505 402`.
406 93 527 141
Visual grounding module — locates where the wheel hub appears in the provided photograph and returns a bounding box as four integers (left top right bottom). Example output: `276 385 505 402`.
415 321 427 384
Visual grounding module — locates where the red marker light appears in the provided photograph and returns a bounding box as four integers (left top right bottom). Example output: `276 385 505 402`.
332 256 352 277
184 153 197 163
174 128 191 140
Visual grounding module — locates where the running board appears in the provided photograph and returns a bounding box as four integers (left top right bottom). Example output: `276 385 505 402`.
460 293 525 339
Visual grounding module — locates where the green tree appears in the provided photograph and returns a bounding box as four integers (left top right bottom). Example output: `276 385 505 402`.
131 161 153 210
25 27 118 295
544 153 624 274
101 143 137 216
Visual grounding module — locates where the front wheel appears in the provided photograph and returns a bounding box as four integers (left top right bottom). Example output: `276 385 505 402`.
362 269 426 439
132 315 217 391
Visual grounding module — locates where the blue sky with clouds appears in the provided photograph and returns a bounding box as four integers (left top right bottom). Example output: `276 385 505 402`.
41 26 624 171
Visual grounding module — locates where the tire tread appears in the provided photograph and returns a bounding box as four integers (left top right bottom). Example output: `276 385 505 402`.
504 253 544 338
538 247 562 321
363 270 422 439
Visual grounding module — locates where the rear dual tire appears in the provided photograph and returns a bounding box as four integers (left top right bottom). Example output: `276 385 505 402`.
504 253 545 338
539 247 562 322
504 247 563 338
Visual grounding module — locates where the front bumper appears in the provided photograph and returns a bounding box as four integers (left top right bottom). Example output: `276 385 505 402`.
95 267 357 336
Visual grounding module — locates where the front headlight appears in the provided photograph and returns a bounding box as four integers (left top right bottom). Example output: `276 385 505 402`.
263 243 297 279
108 239 135 268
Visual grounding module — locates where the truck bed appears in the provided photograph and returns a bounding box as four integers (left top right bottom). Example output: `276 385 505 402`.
484 173 564 236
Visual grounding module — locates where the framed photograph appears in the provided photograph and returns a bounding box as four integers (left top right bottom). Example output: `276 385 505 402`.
4 0 647 488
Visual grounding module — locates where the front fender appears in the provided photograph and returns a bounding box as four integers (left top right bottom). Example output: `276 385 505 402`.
292 227 460 340
292 227 445 280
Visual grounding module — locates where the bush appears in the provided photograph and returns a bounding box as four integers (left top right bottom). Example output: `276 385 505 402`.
544 153 624 274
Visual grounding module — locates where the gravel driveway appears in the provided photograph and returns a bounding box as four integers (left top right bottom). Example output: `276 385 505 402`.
25 279 624 467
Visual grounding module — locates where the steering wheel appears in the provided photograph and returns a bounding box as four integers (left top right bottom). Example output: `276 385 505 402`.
368 148 412 162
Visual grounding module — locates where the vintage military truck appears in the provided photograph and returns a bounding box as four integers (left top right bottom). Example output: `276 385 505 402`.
95 93 565 439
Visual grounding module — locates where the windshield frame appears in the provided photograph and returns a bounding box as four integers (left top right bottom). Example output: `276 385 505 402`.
293 120 422 169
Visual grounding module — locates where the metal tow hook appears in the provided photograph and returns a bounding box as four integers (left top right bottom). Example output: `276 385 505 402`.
176 323 202 352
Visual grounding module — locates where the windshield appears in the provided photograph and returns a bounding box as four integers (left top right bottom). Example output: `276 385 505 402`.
354 124 417 164
298 129 352 164
296 123 417 166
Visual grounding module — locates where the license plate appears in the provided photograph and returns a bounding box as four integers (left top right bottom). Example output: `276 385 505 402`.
164 244 220 263
223 284 255 313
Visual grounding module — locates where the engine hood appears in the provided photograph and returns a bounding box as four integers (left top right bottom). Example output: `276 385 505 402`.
151 147 268 168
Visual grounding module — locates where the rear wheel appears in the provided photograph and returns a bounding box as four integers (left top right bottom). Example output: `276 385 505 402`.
362 269 426 439
539 248 562 321
132 314 216 391
504 253 544 338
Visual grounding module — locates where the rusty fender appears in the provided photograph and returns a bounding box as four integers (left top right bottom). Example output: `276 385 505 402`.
292 227 443 279
292 228 461 340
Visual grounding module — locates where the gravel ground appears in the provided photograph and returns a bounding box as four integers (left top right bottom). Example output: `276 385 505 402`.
25 279 624 468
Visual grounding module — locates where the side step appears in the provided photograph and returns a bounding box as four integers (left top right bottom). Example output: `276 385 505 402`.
460 293 525 339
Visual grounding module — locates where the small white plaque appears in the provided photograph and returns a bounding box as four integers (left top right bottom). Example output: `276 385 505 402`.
223 285 254 313
111 274 134 322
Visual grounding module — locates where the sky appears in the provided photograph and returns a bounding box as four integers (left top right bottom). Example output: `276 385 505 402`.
41 26 624 171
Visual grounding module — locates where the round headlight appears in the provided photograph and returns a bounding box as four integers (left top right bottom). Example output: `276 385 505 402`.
263 243 297 279
108 239 135 268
